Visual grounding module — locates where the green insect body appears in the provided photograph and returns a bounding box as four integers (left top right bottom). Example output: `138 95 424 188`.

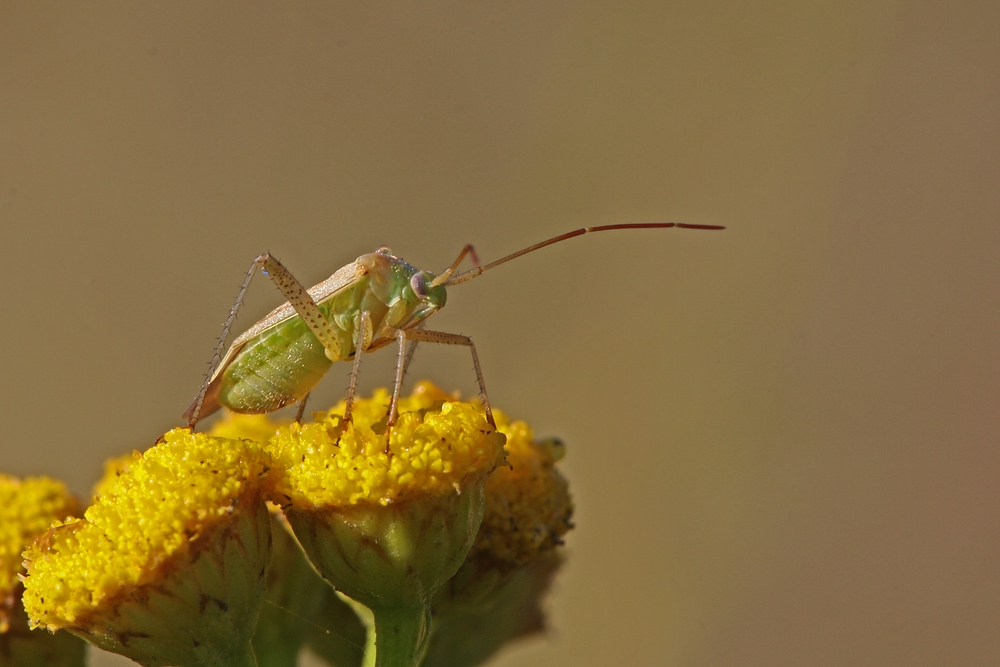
195 249 445 419
186 223 724 430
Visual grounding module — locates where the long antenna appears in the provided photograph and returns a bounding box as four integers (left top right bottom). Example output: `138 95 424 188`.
444 222 725 286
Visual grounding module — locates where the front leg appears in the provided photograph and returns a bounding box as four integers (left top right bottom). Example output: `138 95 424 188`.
384 326 496 438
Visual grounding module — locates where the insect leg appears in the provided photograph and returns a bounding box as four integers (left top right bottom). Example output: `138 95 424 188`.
397 322 424 387
342 310 374 431
293 393 311 423
385 327 496 430
362 322 426 453
256 254 343 361
371 328 411 454
188 253 343 428
189 257 264 427
387 328 410 433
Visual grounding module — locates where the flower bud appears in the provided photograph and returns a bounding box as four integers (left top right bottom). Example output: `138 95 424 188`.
424 415 574 667
421 553 561 667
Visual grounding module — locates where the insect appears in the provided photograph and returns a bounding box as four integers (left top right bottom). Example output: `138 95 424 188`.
185 223 724 436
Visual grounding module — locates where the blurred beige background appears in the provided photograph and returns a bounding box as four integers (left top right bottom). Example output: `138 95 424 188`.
2 2 997 666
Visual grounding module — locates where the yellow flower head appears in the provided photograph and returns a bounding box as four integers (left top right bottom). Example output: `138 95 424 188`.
22 428 271 630
272 383 507 667
268 382 506 508
0 475 78 632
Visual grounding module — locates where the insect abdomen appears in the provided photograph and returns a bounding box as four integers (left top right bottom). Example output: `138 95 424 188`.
212 261 412 415
216 316 334 413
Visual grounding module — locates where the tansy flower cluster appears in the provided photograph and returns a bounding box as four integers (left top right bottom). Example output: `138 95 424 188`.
475 417 573 566
12 384 573 667
268 385 506 507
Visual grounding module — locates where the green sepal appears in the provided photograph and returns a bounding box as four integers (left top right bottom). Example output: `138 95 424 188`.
286 483 489 667
286 485 485 614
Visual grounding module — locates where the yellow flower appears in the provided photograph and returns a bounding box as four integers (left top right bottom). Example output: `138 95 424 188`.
208 411 286 444
0 474 85 667
18 382 573 667
269 383 504 508
0 475 79 633
21 429 273 667
91 451 137 502
269 382 506 667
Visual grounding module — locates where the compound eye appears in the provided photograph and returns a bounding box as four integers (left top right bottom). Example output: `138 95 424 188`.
410 272 428 298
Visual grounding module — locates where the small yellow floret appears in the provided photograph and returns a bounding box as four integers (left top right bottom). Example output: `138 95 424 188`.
91 451 139 502
0 475 78 629
474 414 574 566
268 383 505 508
22 429 271 628
209 411 285 444
90 414 282 502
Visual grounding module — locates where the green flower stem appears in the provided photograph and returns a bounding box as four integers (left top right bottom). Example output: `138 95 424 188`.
368 604 432 667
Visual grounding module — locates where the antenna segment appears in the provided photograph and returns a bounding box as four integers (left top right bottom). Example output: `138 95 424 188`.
444 222 725 286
